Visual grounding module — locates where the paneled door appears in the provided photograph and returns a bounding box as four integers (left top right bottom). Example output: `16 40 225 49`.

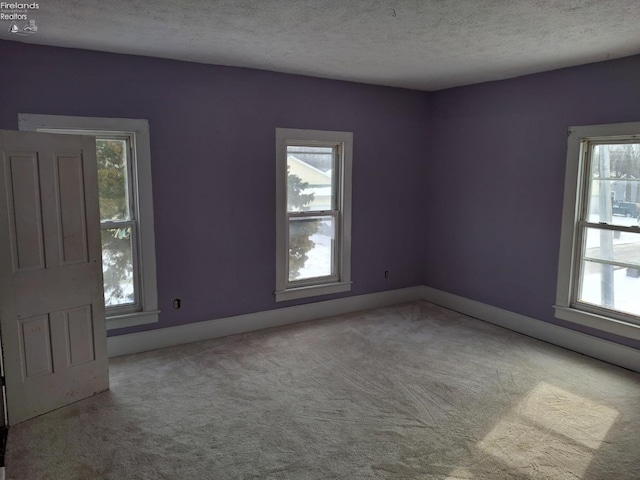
0 130 108 425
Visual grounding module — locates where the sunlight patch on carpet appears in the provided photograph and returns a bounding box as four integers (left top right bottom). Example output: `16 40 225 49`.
478 382 619 478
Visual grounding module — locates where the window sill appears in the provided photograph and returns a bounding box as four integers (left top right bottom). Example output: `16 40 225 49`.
554 305 640 341
275 281 352 302
106 310 160 330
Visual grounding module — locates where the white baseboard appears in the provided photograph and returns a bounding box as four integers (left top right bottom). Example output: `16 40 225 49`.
420 286 640 374
108 286 424 357
108 284 640 375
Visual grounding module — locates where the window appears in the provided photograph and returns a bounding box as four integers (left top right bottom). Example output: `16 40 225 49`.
556 122 640 340
19 114 159 329
275 128 352 301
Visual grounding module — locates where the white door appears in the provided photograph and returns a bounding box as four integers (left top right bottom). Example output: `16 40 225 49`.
0 130 108 425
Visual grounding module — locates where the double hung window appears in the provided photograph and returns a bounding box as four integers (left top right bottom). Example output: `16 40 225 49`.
556 122 640 339
95 134 139 310
275 128 352 301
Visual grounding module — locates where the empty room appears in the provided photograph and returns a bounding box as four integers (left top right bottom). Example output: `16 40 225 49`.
0 1 639 479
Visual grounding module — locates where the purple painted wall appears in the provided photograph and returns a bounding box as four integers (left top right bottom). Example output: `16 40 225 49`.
0 40 429 335
1 39 639 350
426 54 640 349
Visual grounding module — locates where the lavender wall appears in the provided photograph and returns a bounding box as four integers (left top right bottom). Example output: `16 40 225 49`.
426 54 640 349
0 40 429 335
1 39 639 350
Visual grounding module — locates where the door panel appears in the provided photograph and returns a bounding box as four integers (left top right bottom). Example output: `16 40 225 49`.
55 154 89 265
62 305 95 367
5 153 45 272
0 130 108 425
19 315 53 379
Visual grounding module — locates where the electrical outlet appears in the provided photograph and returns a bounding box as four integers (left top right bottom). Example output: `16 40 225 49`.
173 298 181 309
384 270 389 279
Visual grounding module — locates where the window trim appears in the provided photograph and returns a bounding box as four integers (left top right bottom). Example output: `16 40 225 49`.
19 114 159 330
275 128 353 302
555 122 640 340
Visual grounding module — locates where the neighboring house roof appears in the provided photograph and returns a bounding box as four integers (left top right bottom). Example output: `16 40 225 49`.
288 155 331 186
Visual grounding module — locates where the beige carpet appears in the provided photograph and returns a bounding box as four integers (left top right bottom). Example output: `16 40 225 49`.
6 301 640 479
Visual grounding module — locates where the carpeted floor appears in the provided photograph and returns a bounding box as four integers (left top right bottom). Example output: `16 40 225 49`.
6 301 640 479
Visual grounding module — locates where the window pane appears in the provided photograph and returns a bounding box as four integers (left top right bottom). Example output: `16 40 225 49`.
288 216 335 281
583 227 640 267
97 139 130 222
586 144 640 227
287 145 335 212
101 227 135 307
578 260 640 318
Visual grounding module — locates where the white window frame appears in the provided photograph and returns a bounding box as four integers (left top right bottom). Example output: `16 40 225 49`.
275 128 352 302
555 122 640 340
19 114 159 330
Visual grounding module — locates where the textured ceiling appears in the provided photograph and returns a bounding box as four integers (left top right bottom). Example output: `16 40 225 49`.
2 0 640 91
